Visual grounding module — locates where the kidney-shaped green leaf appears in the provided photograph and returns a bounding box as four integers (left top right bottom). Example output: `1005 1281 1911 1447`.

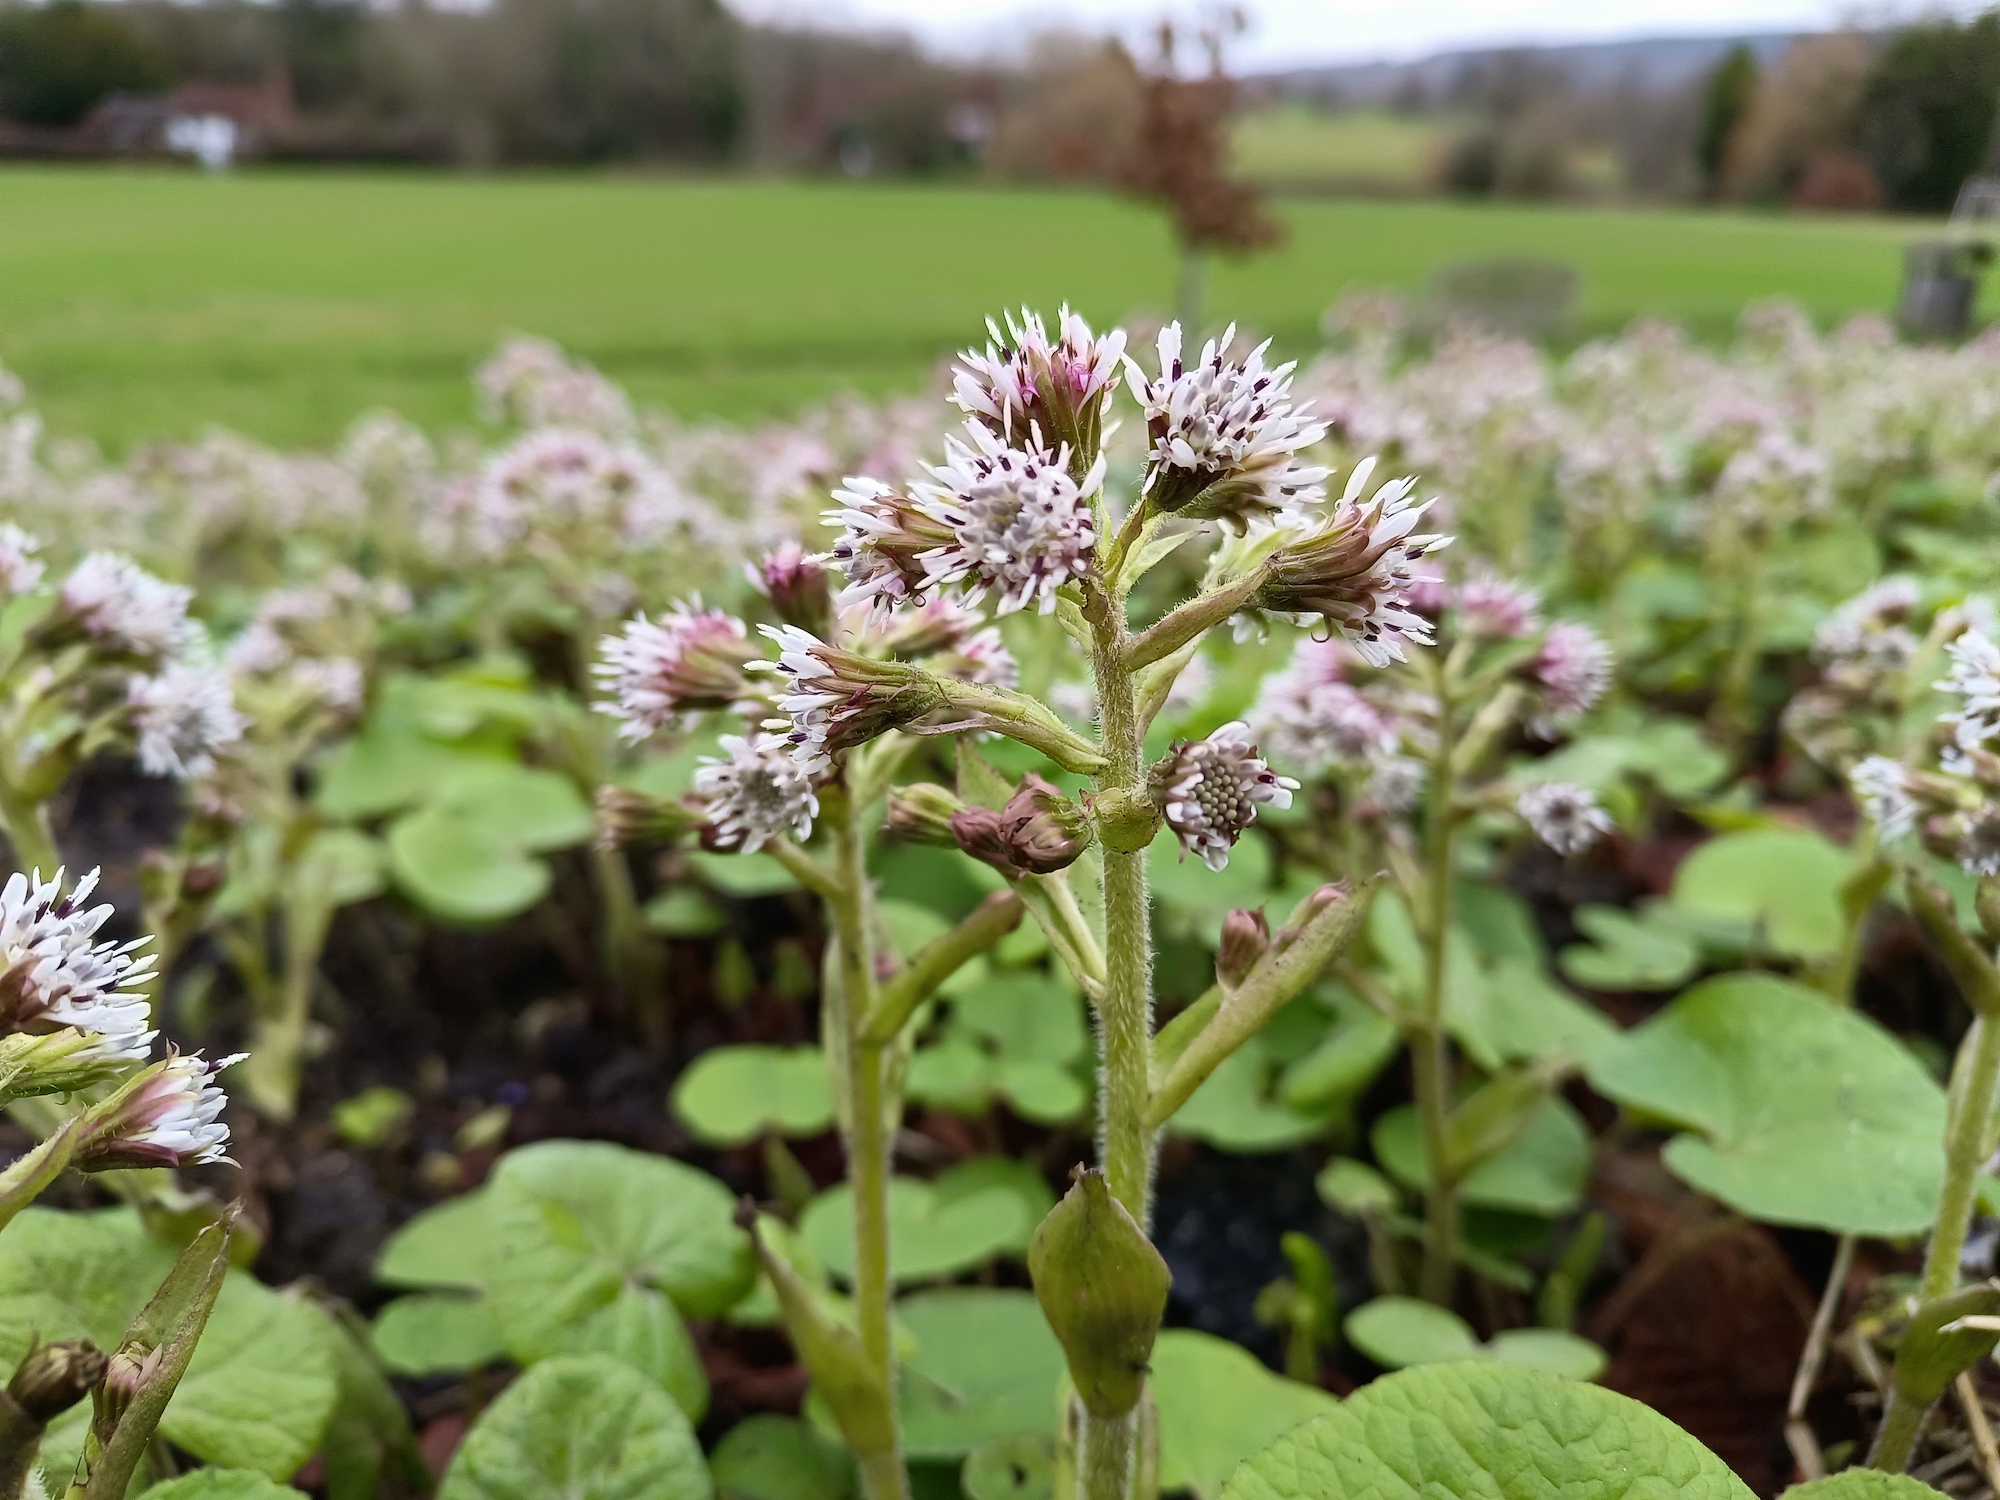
438 1354 712 1500
388 803 550 925
373 1292 507 1375
1670 828 1849 960
1372 1099 1590 1217
672 1047 835 1146
1222 1362 1752 1500
800 1161 1048 1286
897 1289 1065 1459
377 1189 491 1292
1783 1475 1947 1500
1152 1330 1338 1500
144 1473 305 1500
1345 1299 1605 1383
484 1141 755 1419
1586 972 1946 1234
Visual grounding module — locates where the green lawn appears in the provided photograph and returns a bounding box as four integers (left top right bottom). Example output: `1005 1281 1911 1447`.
1232 105 1448 191
0 167 1953 451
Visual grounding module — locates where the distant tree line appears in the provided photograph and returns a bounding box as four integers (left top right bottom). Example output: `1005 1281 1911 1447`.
1691 12 2000 212
0 0 994 169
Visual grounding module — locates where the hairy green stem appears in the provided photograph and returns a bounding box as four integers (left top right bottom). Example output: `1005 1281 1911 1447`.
862 892 1022 1044
1087 586 1153 1223
825 788 909 1500
1078 1406 1139 1500
1416 659 1461 1306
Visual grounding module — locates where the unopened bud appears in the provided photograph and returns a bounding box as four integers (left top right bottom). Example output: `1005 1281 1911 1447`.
1027 1168 1171 1420
747 543 834 637
1217 908 1270 987
94 1346 163 1429
997 774 1092 875
594 785 698 852
949 807 1017 874
1273 882 1351 955
7 1339 105 1423
885 783 965 847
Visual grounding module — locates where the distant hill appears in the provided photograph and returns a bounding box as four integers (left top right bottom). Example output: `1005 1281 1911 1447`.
1251 32 1805 105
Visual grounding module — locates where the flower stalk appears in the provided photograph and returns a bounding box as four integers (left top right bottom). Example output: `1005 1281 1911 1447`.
1414 652 1461 1306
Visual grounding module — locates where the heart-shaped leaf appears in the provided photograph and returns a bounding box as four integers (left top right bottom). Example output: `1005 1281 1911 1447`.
1669 828 1849 960
672 1046 835 1146
388 803 549 924
1344 1298 1605 1382
484 1140 755 1418
1372 1098 1590 1217
1223 1362 1752 1500
711 1415 856 1500
144 1474 305 1500
373 1292 506 1375
800 1160 1049 1286
438 1354 711 1500
949 973 1088 1066
1559 905 1701 991
377 1189 491 1292
1150 1330 1338 1500
896 1289 1066 1458
1585 972 1946 1234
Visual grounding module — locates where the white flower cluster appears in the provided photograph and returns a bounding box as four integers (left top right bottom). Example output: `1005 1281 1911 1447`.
0 867 156 1064
1517 783 1613 857
692 734 819 852
1156 722 1299 872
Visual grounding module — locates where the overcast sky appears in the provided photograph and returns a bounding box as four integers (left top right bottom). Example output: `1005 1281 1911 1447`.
726 0 1970 70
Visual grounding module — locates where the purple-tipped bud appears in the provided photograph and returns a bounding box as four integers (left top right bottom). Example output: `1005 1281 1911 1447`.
1217 908 1270 987
997 774 1093 875
594 785 699 852
949 807 1017 874
747 542 834 637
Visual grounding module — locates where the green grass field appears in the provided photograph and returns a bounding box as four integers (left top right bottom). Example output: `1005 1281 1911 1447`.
0 167 1955 450
1231 105 1448 191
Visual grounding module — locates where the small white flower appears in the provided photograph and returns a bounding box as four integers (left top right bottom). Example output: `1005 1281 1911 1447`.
128 659 245 780
1518 782 1614 856
1963 808 2000 876
917 426 1100 616
1125 322 1330 528
692 733 819 852
59 554 197 662
1940 629 2000 751
1850 756 1917 841
0 867 156 1064
0 525 42 597
1257 457 1451 668
292 656 365 714
755 624 940 773
1457 572 1542 641
1153 721 1299 872
953 306 1127 446
78 1051 242 1171
593 604 758 742
1530 622 1614 733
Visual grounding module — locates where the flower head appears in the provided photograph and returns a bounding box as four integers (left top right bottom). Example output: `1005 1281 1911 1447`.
1850 755 1917 841
1255 459 1451 668
820 477 961 618
0 526 42 597
953 306 1126 458
691 733 819 852
1940 629 2000 751
57 554 197 663
1529 622 1614 734
1125 322 1329 529
916 426 1100 616
594 605 759 742
0 868 154 1063
1518 782 1613 856
1150 721 1298 871
1457 573 1542 642
76 1051 241 1171
755 625 943 772
127 660 244 780
747 542 834 636
1963 806 2000 876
